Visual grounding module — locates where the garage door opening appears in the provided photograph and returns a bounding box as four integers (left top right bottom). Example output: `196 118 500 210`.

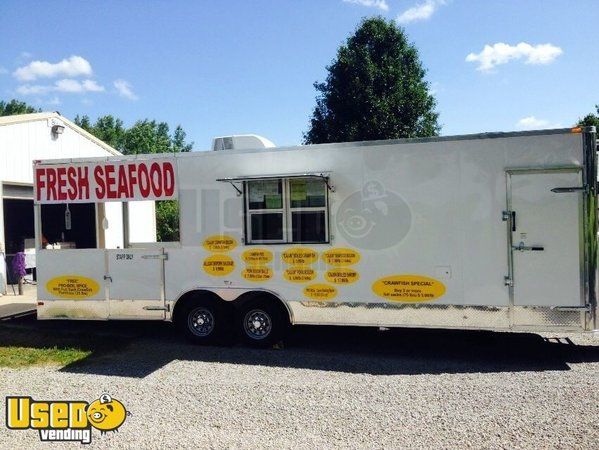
3 199 34 255
3 198 36 285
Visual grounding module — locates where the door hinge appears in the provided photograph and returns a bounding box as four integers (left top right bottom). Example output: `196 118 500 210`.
504 276 513 287
141 253 168 260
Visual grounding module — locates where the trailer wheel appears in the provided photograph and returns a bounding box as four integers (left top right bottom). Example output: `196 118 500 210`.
176 299 227 345
237 297 288 348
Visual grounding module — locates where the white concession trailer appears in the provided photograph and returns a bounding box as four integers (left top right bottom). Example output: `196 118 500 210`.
33 127 598 346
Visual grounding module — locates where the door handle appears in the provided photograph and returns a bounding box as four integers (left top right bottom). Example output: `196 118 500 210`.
511 211 516 232
551 186 586 193
141 254 168 260
104 275 112 282
512 242 544 252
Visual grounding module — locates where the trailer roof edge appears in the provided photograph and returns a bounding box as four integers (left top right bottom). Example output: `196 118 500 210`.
34 127 584 165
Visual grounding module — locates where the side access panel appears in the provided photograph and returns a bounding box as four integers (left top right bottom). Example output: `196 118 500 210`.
106 248 166 319
36 249 108 319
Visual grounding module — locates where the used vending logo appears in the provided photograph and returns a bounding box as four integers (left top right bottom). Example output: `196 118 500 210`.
5 393 129 444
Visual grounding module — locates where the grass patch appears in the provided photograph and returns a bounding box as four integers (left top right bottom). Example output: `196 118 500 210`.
0 346 91 368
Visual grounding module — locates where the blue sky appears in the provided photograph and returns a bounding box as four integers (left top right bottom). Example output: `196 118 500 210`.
1 0 597 150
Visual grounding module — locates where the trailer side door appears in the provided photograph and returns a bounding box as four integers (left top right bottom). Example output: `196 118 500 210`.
507 168 583 308
106 248 166 319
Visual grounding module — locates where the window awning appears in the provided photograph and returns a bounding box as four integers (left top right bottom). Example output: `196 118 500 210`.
217 172 334 195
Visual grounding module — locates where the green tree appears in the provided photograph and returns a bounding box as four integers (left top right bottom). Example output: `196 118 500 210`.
74 114 92 131
577 105 599 129
155 200 180 242
123 119 172 155
75 114 126 151
122 120 193 155
0 99 40 116
171 125 193 153
304 17 440 144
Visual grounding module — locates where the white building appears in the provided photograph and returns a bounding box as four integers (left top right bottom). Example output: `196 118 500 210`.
0 112 156 293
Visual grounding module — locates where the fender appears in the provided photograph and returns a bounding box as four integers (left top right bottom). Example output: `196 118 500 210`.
169 286 294 323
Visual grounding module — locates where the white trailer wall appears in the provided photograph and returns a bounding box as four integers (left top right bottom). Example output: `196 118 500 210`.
171 131 583 312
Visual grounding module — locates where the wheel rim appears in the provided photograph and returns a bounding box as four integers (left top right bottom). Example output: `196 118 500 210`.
188 307 215 337
243 309 272 340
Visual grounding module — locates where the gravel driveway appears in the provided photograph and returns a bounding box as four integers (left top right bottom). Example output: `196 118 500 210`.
0 319 598 449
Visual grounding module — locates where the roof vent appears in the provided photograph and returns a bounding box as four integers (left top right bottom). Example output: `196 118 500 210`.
212 134 275 151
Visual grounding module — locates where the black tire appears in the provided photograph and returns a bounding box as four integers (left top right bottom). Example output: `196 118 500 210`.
236 298 288 348
175 298 228 345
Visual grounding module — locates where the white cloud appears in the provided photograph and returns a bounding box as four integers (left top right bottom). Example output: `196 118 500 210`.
342 0 389 11
466 42 563 72
13 56 92 81
15 84 49 95
516 116 561 130
113 79 138 100
54 79 104 93
396 0 445 24
16 78 105 95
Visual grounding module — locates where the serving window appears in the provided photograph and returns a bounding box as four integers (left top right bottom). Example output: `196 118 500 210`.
245 177 329 244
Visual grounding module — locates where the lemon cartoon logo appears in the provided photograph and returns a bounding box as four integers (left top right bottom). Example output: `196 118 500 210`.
86 394 129 434
5 394 130 444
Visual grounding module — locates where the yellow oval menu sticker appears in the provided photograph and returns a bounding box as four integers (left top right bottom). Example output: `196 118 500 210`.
322 248 360 266
242 249 273 265
242 266 273 282
283 266 317 283
203 235 237 252
372 275 446 302
303 284 338 300
203 254 235 276
325 268 360 285
46 275 100 299
281 248 318 265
